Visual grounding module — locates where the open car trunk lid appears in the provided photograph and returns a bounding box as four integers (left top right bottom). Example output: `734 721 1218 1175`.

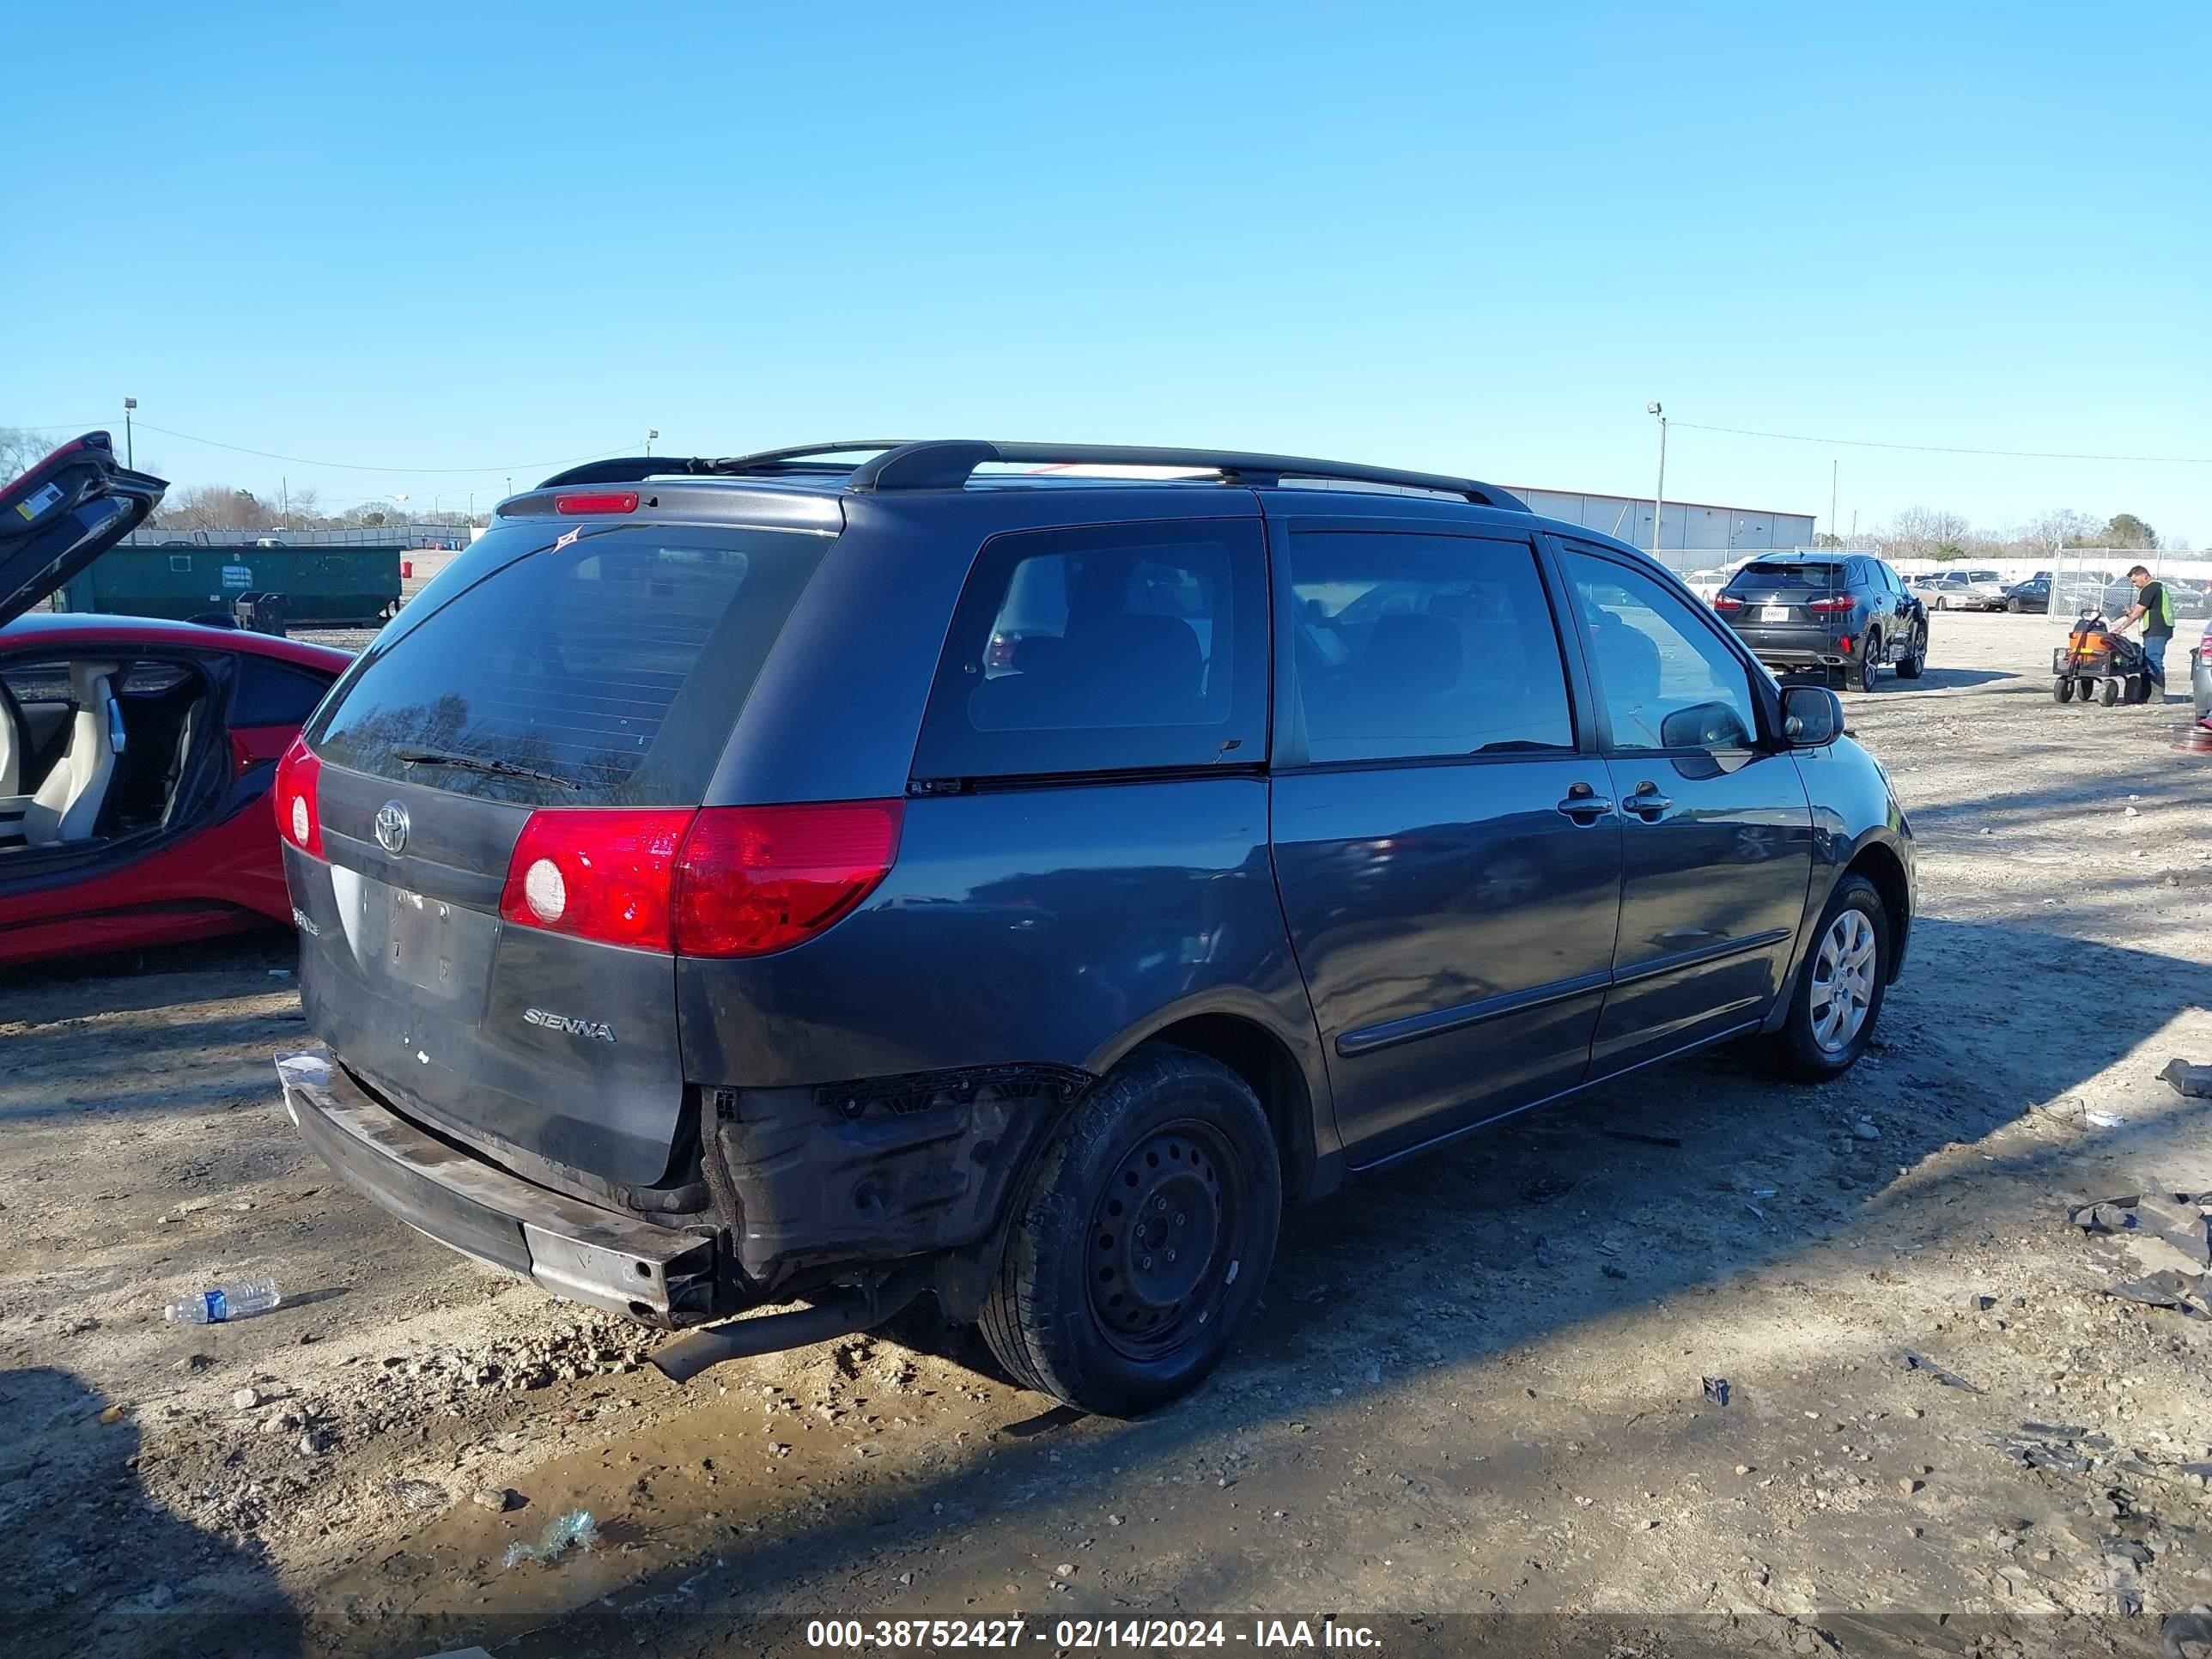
285 514 834 1196
0 433 167 627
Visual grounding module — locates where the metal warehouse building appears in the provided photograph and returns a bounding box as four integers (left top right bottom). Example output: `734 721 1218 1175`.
1509 488 1817 562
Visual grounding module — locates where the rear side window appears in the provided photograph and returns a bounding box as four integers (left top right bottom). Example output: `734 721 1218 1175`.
914 519 1267 781
309 523 830 805
1286 532 1574 761
231 655 333 726
1731 560 1840 587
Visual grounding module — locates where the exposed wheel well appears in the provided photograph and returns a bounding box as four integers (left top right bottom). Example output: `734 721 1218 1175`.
1846 842 1911 981
1141 1014 1316 1199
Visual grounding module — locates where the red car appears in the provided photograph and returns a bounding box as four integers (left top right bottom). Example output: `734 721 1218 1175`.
0 433 353 965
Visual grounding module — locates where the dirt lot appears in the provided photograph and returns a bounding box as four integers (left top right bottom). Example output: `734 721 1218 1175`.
6 610 2211 1659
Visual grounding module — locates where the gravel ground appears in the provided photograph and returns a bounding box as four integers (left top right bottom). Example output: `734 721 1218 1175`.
5 610 2212 1659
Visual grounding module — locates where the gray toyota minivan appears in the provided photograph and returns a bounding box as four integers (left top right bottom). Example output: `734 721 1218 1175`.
275 440 1912 1416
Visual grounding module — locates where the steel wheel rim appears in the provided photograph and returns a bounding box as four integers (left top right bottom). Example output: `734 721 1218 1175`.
1088 1120 1243 1361
1808 908 1877 1054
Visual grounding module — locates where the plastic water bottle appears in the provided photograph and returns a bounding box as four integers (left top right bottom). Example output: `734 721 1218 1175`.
164 1279 282 1324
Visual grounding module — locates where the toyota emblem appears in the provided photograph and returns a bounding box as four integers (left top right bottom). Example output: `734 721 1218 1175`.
374 800 410 856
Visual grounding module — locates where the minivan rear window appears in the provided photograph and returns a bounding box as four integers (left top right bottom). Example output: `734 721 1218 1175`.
1729 561 1840 586
913 519 1267 781
308 522 830 805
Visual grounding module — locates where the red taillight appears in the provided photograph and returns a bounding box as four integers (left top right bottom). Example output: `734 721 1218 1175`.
274 736 324 858
1838 634 1854 653
674 800 904 958
494 799 902 957
1712 596 1745 611
555 491 639 515
1808 597 1854 612
498 809 692 950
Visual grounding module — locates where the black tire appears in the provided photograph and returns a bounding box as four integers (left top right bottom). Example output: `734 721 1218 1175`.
1934 596 1948 611
1765 874 1891 1082
1856 635 1881 693
2099 677 2122 707
1895 624 1925 680
2053 677 2075 703
979 1045 1281 1417
2127 674 2152 705
2007 598 2023 614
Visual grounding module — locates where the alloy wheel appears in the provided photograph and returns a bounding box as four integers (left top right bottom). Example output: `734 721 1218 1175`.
1808 908 1877 1054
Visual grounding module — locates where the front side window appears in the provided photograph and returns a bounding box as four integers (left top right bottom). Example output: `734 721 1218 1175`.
1565 550 1759 752
1286 532 1574 762
914 519 1267 781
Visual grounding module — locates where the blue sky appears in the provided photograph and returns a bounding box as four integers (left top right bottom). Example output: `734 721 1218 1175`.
7 3 2208 542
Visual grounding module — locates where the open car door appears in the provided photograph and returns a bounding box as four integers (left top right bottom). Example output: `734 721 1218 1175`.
0 432 168 626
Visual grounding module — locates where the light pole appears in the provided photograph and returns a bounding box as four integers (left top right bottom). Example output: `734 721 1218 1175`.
646 428 659 457
1830 459 1839 547
123 398 137 469
1646 403 1668 555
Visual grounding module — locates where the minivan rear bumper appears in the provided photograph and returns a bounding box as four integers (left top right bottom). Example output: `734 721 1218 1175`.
276 1046 717 1328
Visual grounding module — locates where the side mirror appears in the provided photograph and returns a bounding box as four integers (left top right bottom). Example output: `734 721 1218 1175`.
1779 684 1844 747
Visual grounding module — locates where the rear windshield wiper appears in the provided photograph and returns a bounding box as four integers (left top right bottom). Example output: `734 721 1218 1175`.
390 744 576 790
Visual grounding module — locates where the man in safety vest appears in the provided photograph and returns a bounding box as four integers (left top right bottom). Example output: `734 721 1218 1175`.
2115 563 2176 689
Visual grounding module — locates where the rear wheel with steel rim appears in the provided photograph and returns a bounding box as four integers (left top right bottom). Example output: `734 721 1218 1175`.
1767 873 1891 1080
981 1046 1280 1417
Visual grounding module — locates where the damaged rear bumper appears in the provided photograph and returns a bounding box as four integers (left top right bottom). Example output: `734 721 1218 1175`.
276 1045 716 1327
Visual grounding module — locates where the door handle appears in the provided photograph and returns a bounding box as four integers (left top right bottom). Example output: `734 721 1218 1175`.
1623 782 1674 821
1555 784 1613 823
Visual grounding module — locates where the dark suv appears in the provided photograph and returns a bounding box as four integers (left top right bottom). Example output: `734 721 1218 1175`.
1715 552 1927 691
273 441 1913 1416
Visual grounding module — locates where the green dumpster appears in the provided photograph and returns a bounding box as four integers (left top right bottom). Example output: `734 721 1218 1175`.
53 544 403 626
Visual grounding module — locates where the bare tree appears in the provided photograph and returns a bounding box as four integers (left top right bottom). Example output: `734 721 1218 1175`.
155 484 283 532
0 427 57 483
1876 506 1974 562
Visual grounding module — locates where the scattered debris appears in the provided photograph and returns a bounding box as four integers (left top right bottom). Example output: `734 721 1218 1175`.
2160 1060 2212 1101
231 1387 261 1412
2110 1271 2212 1321
1602 1130 1683 1149
1985 1422 2109 1475
472 1487 519 1513
2086 1109 2128 1129
1750 1187 1778 1199
390 1478 447 1511
1893 1348 1982 1394
2068 1189 2212 1267
2162 1606 2212 1659
1533 1237 1555 1268
99 1404 126 1425
1702 1376 1731 1407
502 1508 599 1569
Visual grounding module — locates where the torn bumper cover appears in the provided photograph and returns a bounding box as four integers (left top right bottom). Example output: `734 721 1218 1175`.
276 1046 716 1327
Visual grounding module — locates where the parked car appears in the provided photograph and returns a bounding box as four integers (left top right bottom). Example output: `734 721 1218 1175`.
1911 569 2006 611
1678 566 1734 605
0 433 353 966
273 439 1915 1417
1713 552 1926 691
2002 574 2104 614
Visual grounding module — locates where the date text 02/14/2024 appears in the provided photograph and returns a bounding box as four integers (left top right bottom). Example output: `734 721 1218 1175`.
803 1618 1382 1650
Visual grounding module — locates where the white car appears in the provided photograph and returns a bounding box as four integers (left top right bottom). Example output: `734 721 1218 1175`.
1911 569 2006 611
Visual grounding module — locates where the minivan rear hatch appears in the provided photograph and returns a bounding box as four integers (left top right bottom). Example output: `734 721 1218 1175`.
286 513 834 1195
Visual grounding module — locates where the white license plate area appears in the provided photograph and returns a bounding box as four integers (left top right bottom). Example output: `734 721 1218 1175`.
1761 605 1790 622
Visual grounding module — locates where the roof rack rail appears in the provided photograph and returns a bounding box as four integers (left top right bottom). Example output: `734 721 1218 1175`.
844 441 1528 510
537 441 913 491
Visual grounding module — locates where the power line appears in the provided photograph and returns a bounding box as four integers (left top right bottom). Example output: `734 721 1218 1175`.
129 421 645 476
1673 420 2212 467
7 417 642 476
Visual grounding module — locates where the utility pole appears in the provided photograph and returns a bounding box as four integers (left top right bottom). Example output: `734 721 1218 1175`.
123 398 137 468
647 428 659 457
1830 459 1838 545
1646 403 1668 554
282 476 289 526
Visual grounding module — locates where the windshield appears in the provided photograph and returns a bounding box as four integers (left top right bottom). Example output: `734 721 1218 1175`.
308 520 831 805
